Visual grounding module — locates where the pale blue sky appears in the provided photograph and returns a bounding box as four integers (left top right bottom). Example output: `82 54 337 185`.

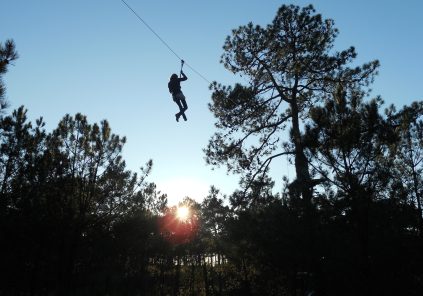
1 0 422 205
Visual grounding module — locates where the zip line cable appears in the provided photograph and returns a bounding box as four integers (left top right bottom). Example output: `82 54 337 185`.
119 0 211 85
120 0 181 61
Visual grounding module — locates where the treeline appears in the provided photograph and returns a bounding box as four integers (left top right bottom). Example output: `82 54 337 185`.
2 4 423 296
0 104 422 295
0 106 230 295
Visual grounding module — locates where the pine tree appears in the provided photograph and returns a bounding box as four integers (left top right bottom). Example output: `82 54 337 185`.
0 40 18 112
205 5 379 204
389 102 423 236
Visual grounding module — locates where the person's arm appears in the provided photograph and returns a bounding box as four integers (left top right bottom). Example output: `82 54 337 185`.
179 71 188 81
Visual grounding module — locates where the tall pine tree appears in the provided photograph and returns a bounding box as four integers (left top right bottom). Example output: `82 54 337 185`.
205 5 379 204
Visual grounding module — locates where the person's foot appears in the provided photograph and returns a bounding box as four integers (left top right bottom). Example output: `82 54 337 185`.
175 114 179 122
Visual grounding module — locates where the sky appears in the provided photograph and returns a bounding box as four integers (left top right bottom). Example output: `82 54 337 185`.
1 0 422 205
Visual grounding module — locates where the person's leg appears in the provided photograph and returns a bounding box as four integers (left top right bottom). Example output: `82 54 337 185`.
174 99 183 121
178 94 188 121
180 97 188 121
174 93 188 121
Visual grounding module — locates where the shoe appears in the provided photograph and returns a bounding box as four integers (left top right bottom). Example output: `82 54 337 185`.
175 114 179 122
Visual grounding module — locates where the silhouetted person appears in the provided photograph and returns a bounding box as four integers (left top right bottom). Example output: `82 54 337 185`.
168 71 188 122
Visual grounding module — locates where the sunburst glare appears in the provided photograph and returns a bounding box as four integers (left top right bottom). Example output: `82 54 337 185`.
176 206 190 221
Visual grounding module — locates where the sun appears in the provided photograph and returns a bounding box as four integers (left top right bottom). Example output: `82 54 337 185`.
176 206 190 221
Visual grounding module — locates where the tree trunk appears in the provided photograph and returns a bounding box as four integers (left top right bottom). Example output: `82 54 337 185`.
411 163 423 238
407 130 423 237
290 99 313 202
58 229 80 296
173 256 180 296
189 255 196 296
202 255 210 296
217 253 223 296
290 98 316 277
159 257 165 296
